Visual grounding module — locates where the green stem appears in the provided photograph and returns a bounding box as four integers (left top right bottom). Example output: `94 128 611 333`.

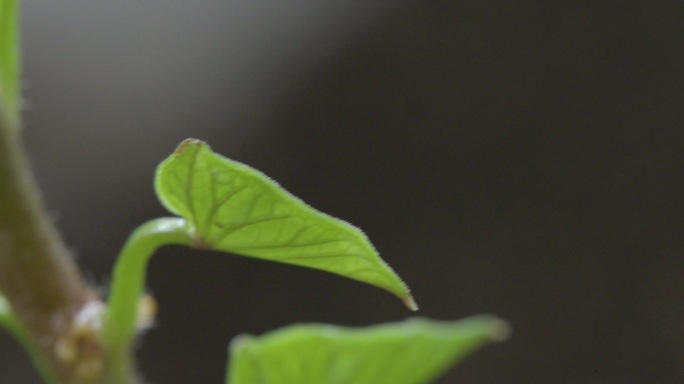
0 0 21 130
102 217 192 383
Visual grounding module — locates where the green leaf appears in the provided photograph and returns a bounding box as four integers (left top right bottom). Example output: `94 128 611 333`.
0 294 59 384
155 139 415 309
0 293 10 325
0 0 20 124
0 293 21 341
226 316 510 384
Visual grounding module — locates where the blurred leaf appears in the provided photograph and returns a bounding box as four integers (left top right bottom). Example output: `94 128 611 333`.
0 293 10 325
0 294 59 384
226 316 510 384
155 139 415 308
0 0 19 123
0 293 19 335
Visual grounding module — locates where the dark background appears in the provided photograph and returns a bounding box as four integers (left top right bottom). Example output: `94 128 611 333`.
1 1 683 383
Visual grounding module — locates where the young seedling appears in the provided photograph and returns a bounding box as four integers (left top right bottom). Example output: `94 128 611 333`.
102 139 418 382
0 2 509 383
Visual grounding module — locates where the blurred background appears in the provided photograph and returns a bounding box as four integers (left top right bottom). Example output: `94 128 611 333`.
1 1 683 383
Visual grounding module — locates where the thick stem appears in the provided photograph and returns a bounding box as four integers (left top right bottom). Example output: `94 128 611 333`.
0 108 99 382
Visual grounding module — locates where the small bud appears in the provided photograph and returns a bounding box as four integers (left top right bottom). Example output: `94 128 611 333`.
137 294 158 331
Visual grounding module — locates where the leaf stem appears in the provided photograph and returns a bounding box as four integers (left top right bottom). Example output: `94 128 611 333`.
102 217 192 383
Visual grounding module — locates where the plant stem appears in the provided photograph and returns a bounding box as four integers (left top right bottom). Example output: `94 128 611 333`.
103 217 192 384
0 101 98 381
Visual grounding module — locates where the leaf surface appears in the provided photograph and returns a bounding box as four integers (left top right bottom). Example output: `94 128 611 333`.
226 316 510 384
155 139 414 307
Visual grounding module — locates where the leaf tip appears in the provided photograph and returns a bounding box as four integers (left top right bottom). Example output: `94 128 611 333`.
486 318 512 342
174 138 206 155
403 295 419 311
228 333 255 352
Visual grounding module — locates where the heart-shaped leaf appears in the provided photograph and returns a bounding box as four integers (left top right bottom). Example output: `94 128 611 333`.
226 316 510 384
155 139 415 309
